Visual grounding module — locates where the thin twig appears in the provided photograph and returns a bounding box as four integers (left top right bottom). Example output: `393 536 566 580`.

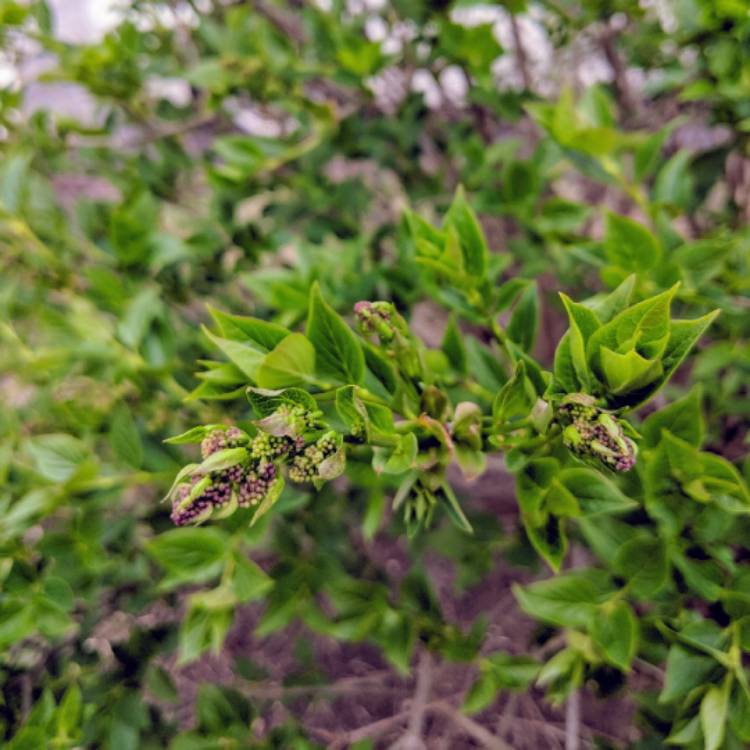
431 701 515 750
565 688 581 750
388 649 433 749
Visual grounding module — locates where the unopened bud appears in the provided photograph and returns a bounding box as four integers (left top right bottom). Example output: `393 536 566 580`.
558 394 637 472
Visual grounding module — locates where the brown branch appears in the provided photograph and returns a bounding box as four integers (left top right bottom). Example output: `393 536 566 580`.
432 702 515 750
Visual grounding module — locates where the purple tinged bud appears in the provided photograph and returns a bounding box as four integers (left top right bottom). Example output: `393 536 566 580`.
558 394 637 472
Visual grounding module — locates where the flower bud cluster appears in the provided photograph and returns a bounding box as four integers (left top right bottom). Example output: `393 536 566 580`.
250 431 304 460
170 479 212 526
237 461 277 507
288 432 339 484
171 417 343 524
557 394 637 472
354 301 408 343
255 403 319 437
354 300 421 378
200 426 246 459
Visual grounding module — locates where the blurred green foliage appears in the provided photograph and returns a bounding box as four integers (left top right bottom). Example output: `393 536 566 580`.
1 0 749 748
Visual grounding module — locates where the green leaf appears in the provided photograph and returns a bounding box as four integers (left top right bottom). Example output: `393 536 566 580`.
444 185 488 279
604 211 661 272
442 314 467 374
589 274 636 323
513 569 613 629
559 468 637 516
231 554 272 602
247 387 317 418
700 682 729 750
493 361 536 423
614 535 670 599
164 425 218 445
202 326 265 380
591 600 638 671
256 333 316 388
146 528 229 588
306 282 364 384
196 447 248 475
654 149 693 210
559 292 601 389
375 433 417 475
507 282 539 353
599 346 663 394
178 599 233 664
207 307 289 351
109 404 143 468
642 387 704 449
250 475 285 526
362 340 398 396
26 434 94 483
587 285 677 372
657 311 720 389
56 685 82 739
524 514 568 572
437 482 473 534
462 671 498 714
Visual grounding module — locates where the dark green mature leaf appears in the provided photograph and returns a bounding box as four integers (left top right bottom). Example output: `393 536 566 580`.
659 645 719 703
559 468 637 516
146 528 229 588
307 282 364 384
591 600 638 670
614 536 670 599
641 387 704 449
524 515 568 572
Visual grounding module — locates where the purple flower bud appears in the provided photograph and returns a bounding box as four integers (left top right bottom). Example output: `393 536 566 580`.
558 394 637 472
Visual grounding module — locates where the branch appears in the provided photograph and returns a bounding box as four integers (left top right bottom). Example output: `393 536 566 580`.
431 702 515 750
565 687 581 750
388 649 433 749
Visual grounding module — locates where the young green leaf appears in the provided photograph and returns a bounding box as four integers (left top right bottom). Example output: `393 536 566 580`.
208 307 289 351
604 211 661 271
306 282 364 384
256 333 316 388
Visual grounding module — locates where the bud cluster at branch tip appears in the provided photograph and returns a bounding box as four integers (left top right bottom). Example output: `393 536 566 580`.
288 431 340 483
557 394 637 472
354 301 408 342
170 413 345 525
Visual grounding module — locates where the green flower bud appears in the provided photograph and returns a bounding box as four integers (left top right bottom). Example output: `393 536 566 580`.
558 394 637 472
